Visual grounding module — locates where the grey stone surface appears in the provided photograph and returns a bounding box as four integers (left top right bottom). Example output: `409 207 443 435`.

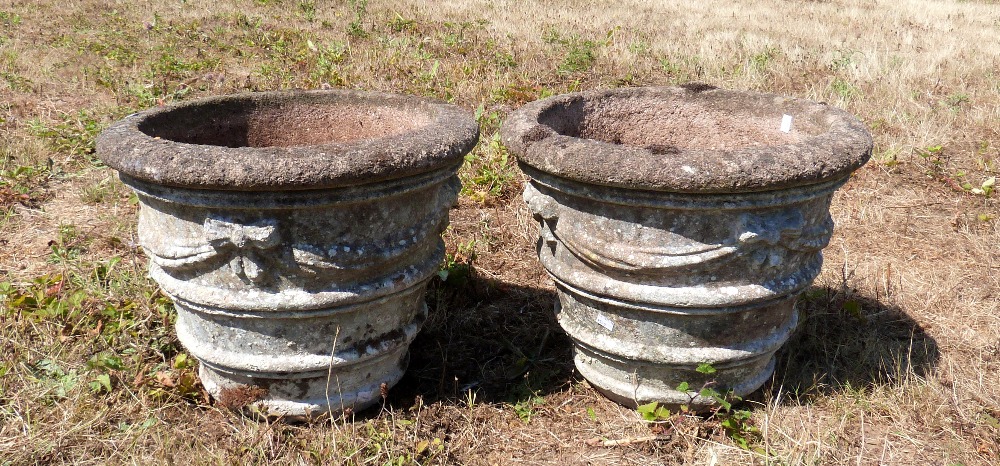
98 90 479 419
502 86 872 410
98 89 479 191
502 85 872 194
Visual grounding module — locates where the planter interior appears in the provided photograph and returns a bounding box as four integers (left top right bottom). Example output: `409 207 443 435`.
99 90 479 191
535 91 808 151
505 85 871 194
138 97 430 148
98 90 479 419
502 86 872 410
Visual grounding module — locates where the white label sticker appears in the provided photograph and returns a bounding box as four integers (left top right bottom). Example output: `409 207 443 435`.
780 114 793 133
595 313 615 331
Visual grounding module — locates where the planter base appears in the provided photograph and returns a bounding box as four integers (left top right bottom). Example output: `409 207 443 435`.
555 279 797 410
198 345 409 420
576 349 776 410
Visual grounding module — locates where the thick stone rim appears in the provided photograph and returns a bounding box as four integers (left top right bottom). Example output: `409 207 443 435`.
501 86 873 193
97 89 480 191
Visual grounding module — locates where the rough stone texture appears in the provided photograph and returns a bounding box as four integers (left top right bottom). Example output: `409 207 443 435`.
97 90 479 419
502 86 872 410
98 89 479 191
502 86 872 194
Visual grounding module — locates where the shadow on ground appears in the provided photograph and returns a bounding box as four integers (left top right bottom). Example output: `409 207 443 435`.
386 268 576 410
387 277 940 413
761 285 940 404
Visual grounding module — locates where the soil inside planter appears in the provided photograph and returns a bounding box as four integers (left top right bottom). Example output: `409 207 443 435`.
138 100 431 148
536 95 814 152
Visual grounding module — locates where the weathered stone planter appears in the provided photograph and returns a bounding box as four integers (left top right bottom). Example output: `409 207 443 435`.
502 86 871 409
98 90 478 418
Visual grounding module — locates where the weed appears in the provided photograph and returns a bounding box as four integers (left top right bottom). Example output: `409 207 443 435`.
946 92 970 111
493 51 517 70
0 11 21 26
347 0 369 38
660 58 682 75
559 39 598 74
86 351 123 394
544 27 600 75
462 388 477 409
48 224 86 264
1 70 33 93
460 106 518 203
147 352 202 401
413 437 444 462
696 362 717 375
629 40 650 55
963 176 995 196
298 0 317 22
80 176 123 205
387 12 416 33
308 40 349 85
461 132 517 202
441 21 474 53
829 48 857 71
916 144 945 166
718 408 760 451
658 54 704 82
0 163 49 208
637 401 671 422
671 364 763 452
438 239 475 287
876 147 901 168
830 78 858 100
512 394 545 423
28 111 103 162
32 359 80 402
913 144 982 193
749 46 777 72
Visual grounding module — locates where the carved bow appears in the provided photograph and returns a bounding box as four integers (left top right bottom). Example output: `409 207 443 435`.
204 216 282 284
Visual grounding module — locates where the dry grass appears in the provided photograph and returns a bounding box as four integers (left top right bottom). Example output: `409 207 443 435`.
2 0 999 464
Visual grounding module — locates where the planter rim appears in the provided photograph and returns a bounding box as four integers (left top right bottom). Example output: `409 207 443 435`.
501 86 872 193
97 89 479 191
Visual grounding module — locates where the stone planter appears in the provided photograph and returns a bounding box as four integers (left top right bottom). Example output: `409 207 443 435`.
501 86 871 409
98 90 478 418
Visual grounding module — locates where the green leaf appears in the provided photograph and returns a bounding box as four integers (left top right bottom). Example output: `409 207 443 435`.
88 352 124 371
636 401 670 421
173 353 190 369
89 374 112 393
676 381 690 392
415 439 429 455
696 363 717 375
718 397 732 412
586 407 597 421
843 300 864 321
636 401 659 421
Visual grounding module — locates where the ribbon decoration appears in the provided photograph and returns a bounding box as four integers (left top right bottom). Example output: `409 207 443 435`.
204 216 282 284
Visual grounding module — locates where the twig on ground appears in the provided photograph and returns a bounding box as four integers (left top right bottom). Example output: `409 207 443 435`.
585 435 669 447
